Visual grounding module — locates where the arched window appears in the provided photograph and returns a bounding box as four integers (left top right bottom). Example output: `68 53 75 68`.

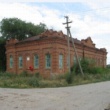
45 54 51 68
19 56 23 68
10 55 13 68
59 54 63 68
34 54 39 68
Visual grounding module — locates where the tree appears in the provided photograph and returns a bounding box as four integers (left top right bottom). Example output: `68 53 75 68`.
0 38 6 71
0 18 47 40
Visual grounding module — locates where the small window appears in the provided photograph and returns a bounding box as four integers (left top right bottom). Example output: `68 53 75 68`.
59 54 63 68
10 55 13 68
34 55 39 68
46 54 51 68
19 56 23 68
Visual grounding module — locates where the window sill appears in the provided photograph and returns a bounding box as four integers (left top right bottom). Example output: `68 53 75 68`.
34 68 39 70
18 68 23 69
45 67 51 69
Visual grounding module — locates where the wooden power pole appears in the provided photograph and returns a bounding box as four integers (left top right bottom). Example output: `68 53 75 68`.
63 16 84 76
63 16 72 74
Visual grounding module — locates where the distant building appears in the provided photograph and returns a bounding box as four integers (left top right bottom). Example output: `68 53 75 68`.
6 30 107 78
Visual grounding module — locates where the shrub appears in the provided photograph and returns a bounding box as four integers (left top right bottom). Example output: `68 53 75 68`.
0 72 16 78
39 79 67 88
58 75 65 80
28 77 39 87
72 58 106 75
65 72 74 84
0 72 5 76
71 59 90 74
88 67 103 74
20 71 29 77
34 72 40 77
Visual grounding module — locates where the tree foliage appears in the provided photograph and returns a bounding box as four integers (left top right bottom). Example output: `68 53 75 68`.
72 58 105 74
0 38 6 71
0 18 47 40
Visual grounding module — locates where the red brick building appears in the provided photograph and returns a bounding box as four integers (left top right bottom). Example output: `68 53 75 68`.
6 30 107 78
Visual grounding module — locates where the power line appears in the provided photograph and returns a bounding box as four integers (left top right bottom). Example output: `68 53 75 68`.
76 7 110 13
62 7 110 18
62 7 110 21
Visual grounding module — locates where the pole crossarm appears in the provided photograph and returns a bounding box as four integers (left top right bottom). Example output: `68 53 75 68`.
63 22 72 25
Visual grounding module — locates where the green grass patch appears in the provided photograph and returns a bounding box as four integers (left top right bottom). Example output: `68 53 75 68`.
0 68 110 88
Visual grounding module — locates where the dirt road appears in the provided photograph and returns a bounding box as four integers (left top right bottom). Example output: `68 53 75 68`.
0 81 110 110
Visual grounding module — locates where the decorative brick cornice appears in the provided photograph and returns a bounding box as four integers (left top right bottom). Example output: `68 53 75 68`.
5 29 107 54
81 37 95 48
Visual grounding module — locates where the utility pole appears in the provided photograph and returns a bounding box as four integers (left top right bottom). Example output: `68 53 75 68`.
63 16 72 74
68 29 84 76
63 16 84 76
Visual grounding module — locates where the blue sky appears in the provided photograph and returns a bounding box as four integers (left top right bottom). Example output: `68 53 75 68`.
0 0 110 64
29 2 90 12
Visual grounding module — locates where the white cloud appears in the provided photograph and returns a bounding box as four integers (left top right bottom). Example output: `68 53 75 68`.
81 0 110 20
0 0 110 3
62 7 110 64
0 3 48 24
0 2 110 64
0 2 64 28
69 14 110 37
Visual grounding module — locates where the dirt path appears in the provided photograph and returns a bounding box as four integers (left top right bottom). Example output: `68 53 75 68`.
0 81 110 110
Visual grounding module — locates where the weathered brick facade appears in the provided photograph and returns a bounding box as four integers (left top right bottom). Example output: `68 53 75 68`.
6 30 107 78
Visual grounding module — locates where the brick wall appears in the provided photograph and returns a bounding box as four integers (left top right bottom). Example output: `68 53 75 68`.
6 30 107 78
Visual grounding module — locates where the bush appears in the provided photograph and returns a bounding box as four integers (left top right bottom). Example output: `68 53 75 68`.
28 77 39 87
65 73 74 84
20 71 30 77
71 59 90 74
34 72 40 77
39 79 67 88
72 58 107 75
0 72 16 78
88 67 103 74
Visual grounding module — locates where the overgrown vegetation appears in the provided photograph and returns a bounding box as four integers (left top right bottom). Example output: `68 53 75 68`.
0 68 110 88
66 58 110 84
72 58 108 75
0 59 110 88
0 71 68 88
0 71 41 88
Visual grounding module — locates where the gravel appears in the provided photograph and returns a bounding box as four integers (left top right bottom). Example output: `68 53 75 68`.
0 81 110 110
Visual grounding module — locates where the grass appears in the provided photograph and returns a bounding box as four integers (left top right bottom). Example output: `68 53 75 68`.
0 68 110 88
72 73 110 85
